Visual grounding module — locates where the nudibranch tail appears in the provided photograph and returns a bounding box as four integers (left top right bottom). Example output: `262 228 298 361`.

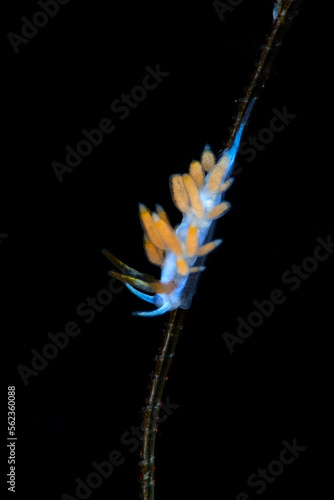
103 101 253 316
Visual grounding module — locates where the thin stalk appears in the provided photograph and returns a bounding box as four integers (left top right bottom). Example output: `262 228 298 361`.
226 0 303 150
139 2 302 498
139 308 186 499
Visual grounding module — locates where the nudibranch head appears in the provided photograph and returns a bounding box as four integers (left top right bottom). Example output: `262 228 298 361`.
103 145 235 317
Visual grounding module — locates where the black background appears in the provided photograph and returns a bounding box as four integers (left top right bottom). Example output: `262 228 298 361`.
2 1 332 499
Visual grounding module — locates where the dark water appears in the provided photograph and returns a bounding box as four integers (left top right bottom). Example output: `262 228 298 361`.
2 2 331 499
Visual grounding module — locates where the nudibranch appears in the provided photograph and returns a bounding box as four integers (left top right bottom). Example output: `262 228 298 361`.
103 101 254 317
